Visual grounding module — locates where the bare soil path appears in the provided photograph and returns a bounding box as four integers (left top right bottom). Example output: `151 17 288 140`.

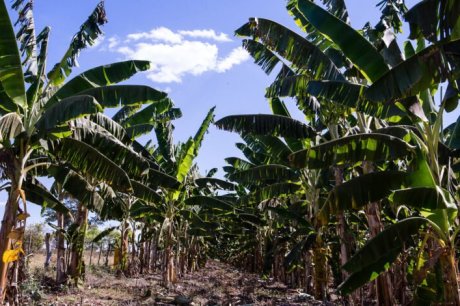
30 259 323 305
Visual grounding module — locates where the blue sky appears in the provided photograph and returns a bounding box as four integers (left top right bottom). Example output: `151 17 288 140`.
1 0 440 224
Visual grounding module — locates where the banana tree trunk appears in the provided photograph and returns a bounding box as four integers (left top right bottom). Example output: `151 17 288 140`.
139 229 145 274
313 233 328 300
334 167 349 279
440 247 460 305
44 233 52 268
69 203 88 286
0 183 20 303
131 221 136 267
162 225 176 287
363 162 394 306
56 212 66 284
119 220 129 274
366 202 394 306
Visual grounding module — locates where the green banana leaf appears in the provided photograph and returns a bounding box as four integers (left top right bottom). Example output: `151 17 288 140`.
319 171 407 222
47 2 107 85
51 138 132 193
70 124 149 178
236 18 344 81
89 113 131 144
47 60 151 107
0 0 26 109
77 85 167 108
194 178 236 191
185 196 234 211
215 114 316 139
339 217 429 294
131 180 161 203
228 164 299 183
365 39 460 103
22 177 70 215
48 166 104 212
293 0 389 82
289 133 415 169
241 40 281 75
243 182 301 204
36 95 102 131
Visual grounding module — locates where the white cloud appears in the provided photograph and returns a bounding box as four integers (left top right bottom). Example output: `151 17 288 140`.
179 29 231 42
106 27 249 83
216 47 250 72
127 27 182 44
108 36 120 48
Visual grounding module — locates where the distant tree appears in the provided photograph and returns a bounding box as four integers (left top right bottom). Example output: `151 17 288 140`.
23 224 45 254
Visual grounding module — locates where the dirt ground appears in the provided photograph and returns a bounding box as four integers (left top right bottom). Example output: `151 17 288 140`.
22 252 324 305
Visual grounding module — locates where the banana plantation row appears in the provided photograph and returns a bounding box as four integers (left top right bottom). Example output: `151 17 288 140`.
0 0 459 305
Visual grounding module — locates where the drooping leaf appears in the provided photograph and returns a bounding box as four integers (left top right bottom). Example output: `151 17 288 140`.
339 247 401 295
267 206 312 229
48 166 104 212
284 234 316 268
70 123 149 178
365 40 460 103
321 0 349 23
0 113 24 142
123 98 174 127
304 80 406 119
36 95 102 131
319 171 407 222
146 169 180 189
289 133 414 168
391 186 456 211
22 177 70 215
215 114 315 139
112 104 142 124
194 178 236 191
47 60 151 107
405 0 460 42
185 196 234 211
244 182 301 203
125 124 155 139
131 180 160 203
229 164 299 183
293 0 389 82
50 138 132 192
268 98 305 152
76 85 167 109
92 226 118 243
225 157 254 171
254 135 293 163
447 115 460 149
240 39 281 75
339 217 429 294
88 113 130 144
236 18 344 81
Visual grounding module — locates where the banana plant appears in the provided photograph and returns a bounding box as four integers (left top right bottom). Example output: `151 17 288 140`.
235 0 460 303
120 107 216 287
0 0 169 300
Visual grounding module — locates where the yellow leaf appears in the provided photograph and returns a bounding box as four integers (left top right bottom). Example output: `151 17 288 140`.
2 249 20 263
17 213 30 221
